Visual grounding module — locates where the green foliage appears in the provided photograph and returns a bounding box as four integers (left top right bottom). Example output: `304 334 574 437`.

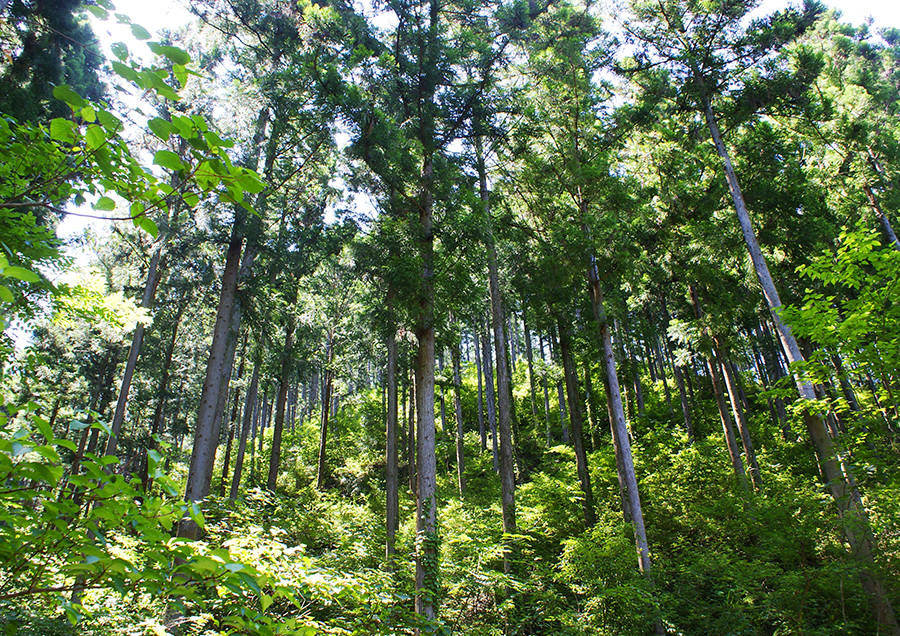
782 224 900 415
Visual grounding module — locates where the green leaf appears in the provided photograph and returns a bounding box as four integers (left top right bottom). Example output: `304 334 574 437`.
49 118 76 143
85 124 106 150
130 24 152 40
80 106 96 122
111 61 140 84
153 150 186 171
0 285 13 302
3 266 40 283
173 64 188 88
96 109 122 133
182 191 200 207
85 4 108 18
33 414 53 442
147 117 175 141
171 115 194 138
134 216 159 238
147 43 191 66
236 170 266 194
34 445 61 463
110 42 129 62
52 85 86 109
94 196 116 212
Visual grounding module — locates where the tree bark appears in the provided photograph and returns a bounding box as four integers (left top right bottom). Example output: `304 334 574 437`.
386 325 399 561
587 257 653 576
230 357 259 502
219 337 247 496
179 229 243 538
140 296 186 491
316 331 335 490
558 317 596 527
716 341 762 490
408 368 417 493
451 344 466 497
105 246 166 458
705 96 899 633
474 323 486 451
413 182 438 621
481 329 499 471
267 317 295 491
476 129 517 542
523 311 540 427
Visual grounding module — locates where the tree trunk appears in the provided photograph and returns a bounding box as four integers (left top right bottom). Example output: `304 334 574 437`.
481 330 499 471
386 326 399 561
558 317 596 527
587 257 653 576
413 151 439 623
408 368 417 493
705 96 900 633
451 344 465 497
140 296 187 491
219 338 247 496
267 318 295 491
179 229 243 539
476 128 517 541
523 311 540 428
229 357 259 502
316 331 335 490
474 323 486 451
716 341 762 490
862 183 900 251
105 246 166 458
584 358 601 450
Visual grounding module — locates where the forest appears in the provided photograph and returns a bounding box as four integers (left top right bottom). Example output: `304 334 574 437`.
0 0 899 633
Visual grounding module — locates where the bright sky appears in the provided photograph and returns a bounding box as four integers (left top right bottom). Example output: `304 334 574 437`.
101 0 899 46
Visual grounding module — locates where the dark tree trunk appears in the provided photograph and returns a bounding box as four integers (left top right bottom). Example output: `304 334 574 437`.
558 317 596 527
267 318 295 491
230 358 259 501
179 230 243 539
316 332 335 490
451 344 465 497
106 246 166 458
386 324 399 561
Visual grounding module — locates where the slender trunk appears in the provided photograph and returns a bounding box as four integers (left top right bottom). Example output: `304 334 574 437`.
474 323 486 451
689 286 747 486
476 129 517 539
540 333 552 446
862 183 900 251
523 312 540 427
451 345 465 497
267 318 295 491
386 324 399 561
316 332 335 490
219 338 247 496
413 155 438 623
558 317 596 527
140 297 187 491
584 358 601 450
587 256 653 576
219 387 240 496
830 352 861 413
706 96 899 633
654 333 673 416
230 358 259 501
408 368 417 493
716 340 762 490
179 230 242 538
105 246 166 457
481 330 499 471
